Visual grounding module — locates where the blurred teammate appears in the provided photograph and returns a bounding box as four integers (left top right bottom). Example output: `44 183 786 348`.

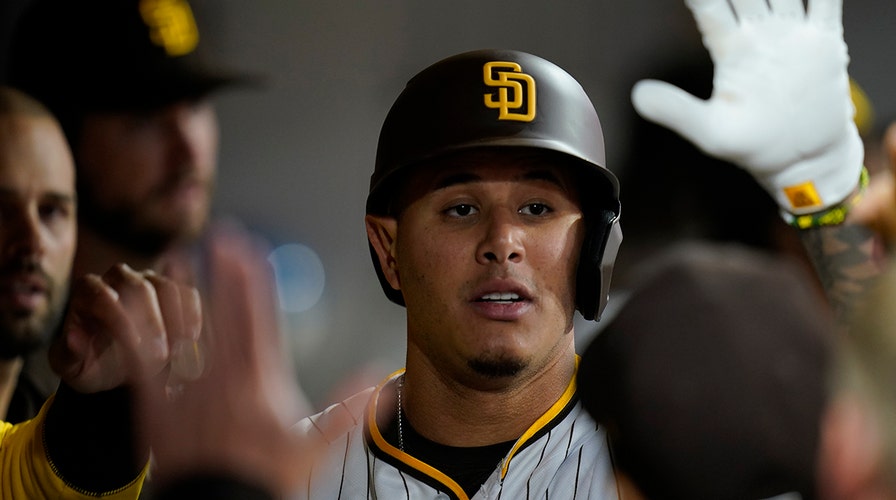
580 242 835 499
817 252 896 499
0 85 200 499
0 86 76 422
5 0 310 419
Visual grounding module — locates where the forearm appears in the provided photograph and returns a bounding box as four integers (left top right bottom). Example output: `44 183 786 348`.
798 220 887 326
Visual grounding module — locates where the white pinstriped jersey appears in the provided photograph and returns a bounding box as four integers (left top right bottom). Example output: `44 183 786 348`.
290 369 619 500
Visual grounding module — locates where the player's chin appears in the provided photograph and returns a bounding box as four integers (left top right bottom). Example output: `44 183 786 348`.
0 319 48 358
467 353 526 380
153 210 209 243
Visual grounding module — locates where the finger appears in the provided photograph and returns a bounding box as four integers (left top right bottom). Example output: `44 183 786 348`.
145 272 206 383
206 226 281 365
144 272 185 347
178 288 204 381
49 274 124 383
769 0 806 18
205 251 266 378
685 0 739 53
145 273 201 356
205 230 304 421
730 0 770 22
807 0 843 30
631 79 713 152
183 287 202 342
62 274 122 356
102 264 169 374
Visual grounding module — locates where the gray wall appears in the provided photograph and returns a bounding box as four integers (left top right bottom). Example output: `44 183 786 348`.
3 1 895 407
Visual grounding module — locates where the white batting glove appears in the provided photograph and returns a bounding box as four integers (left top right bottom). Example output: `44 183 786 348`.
631 0 863 216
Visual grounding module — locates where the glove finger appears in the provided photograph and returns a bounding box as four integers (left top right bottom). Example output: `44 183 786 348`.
684 0 738 55
631 79 710 149
730 0 770 22
768 0 806 18
807 0 842 30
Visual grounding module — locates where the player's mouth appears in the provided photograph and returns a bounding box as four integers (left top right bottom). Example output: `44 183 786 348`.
0 274 48 312
470 281 532 320
476 292 523 303
162 178 207 204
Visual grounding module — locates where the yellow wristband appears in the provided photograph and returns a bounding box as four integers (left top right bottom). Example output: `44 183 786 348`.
781 166 869 229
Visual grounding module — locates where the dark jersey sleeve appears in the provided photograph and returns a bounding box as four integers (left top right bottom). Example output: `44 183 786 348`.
44 382 147 494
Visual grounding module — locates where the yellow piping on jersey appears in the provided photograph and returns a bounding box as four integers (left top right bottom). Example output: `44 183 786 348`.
499 356 579 479
366 369 470 500
367 360 579 498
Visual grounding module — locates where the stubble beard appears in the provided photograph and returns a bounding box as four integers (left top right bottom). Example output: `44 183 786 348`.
77 184 210 258
0 290 65 360
467 354 526 379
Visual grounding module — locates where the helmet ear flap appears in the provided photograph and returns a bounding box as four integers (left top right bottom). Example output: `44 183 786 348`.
576 205 622 321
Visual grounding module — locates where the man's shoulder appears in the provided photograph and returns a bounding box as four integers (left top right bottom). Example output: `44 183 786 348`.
292 387 374 443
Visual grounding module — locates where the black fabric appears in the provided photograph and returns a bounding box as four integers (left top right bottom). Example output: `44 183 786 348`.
44 382 146 493
375 378 514 498
6 345 59 424
396 411 515 498
6 372 49 424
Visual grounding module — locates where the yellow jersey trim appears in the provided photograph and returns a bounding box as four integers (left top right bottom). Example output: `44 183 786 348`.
500 356 579 478
366 359 580 498
366 369 469 500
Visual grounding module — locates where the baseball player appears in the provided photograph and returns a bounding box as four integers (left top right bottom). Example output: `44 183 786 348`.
5 0 312 424
297 47 621 499
289 0 877 499
0 85 76 422
580 241 837 498
0 86 202 499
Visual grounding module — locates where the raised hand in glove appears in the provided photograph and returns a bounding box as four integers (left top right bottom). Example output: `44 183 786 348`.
631 0 863 217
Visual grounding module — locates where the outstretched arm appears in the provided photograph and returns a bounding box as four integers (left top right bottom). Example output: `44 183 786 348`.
798 222 883 325
632 0 884 322
25 264 200 499
135 228 311 499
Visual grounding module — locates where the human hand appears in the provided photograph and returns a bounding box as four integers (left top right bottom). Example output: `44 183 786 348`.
134 229 310 496
851 123 896 244
49 264 201 394
632 0 863 215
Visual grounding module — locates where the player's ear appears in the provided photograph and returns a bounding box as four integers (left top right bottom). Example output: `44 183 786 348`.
365 214 400 291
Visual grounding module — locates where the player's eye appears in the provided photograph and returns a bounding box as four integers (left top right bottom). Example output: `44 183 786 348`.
445 204 478 217
39 203 69 221
520 203 551 216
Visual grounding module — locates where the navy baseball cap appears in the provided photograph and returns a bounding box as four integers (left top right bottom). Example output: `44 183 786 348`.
6 0 250 114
